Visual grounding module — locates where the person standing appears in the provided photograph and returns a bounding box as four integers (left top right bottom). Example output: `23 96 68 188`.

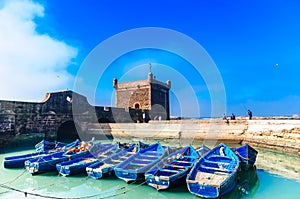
231 113 236 120
248 109 253 120
222 114 227 120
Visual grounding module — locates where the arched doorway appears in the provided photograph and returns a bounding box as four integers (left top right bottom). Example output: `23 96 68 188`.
57 121 80 142
134 103 140 109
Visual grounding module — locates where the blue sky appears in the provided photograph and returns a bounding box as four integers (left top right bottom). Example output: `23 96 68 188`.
0 0 300 117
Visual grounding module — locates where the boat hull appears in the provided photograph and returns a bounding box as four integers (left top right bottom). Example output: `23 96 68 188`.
235 143 258 170
4 152 46 168
145 145 204 190
186 143 240 198
56 143 118 176
115 142 168 183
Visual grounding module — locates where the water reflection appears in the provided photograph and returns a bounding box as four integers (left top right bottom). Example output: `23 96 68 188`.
218 166 260 199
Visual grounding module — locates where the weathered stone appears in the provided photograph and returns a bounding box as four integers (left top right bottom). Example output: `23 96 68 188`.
0 90 148 144
114 72 171 120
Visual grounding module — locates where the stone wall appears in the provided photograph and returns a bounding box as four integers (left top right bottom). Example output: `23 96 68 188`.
113 76 170 120
151 83 170 120
115 80 151 109
0 90 147 146
91 119 300 154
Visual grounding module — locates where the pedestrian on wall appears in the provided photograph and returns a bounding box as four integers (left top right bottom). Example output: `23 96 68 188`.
230 113 236 120
222 114 227 120
248 109 253 120
142 112 146 123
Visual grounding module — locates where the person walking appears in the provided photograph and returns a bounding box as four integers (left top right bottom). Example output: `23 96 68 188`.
248 109 253 120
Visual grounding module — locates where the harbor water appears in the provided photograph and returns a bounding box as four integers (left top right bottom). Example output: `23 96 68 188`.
0 142 299 199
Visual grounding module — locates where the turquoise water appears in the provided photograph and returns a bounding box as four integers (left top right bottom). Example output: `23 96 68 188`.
0 146 300 199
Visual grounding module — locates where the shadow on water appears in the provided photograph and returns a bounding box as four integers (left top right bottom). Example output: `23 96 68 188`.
219 166 260 199
0 134 45 154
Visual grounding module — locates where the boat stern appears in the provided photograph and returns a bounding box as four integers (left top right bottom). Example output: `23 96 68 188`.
187 182 219 198
145 174 170 190
26 162 39 174
115 169 137 183
86 167 103 179
56 164 70 176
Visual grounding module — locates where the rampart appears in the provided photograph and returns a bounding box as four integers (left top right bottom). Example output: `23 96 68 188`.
93 118 300 154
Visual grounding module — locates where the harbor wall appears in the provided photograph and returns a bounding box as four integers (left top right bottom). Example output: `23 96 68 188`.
93 119 300 154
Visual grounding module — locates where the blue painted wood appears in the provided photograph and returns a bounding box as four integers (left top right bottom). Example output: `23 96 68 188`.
86 144 140 179
56 143 119 176
186 143 240 198
114 142 169 183
234 143 258 170
3 139 80 169
145 145 208 190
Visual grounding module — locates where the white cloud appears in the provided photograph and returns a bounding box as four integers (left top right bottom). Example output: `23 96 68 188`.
0 0 77 102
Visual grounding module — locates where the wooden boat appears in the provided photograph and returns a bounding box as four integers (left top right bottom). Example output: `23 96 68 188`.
86 144 139 179
35 140 65 152
233 143 258 170
3 139 80 168
196 144 211 156
56 143 119 176
114 142 169 183
35 140 57 152
186 143 240 198
4 151 47 168
25 140 98 174
145 145 206 190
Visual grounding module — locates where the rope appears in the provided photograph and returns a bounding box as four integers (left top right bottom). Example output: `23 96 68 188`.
235 151 257 161
0 184 64 199
0 178 146 199
0 169 27 185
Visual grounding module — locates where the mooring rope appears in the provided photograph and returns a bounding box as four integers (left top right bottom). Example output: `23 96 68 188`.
0 179 146 199
235 151 257 161
0 169 27 186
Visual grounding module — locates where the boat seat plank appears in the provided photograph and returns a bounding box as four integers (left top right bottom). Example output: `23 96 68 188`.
112 159 123 163
200 165 231 173
175 160 192 164
164 164 186 170
160 169 179 173
190 171 229 188
131 163 148 166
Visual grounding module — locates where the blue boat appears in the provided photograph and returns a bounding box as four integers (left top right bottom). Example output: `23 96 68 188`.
196 144 211 156
56 143 119 176
35 140 69 152
25 140 99 174
114 142 169 183
186 143 240 198
3 139 80 168
233 143 258 170
4 151 47 168
86 144 140 179
35 140 57 152
145 145 206 190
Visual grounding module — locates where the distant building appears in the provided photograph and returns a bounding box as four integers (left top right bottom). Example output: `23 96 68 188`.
113 71 171 120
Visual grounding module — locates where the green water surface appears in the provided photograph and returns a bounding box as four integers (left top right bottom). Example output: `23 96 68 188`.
0 145 299 199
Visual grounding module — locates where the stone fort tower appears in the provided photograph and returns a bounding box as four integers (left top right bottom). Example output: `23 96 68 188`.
113 71 171 120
